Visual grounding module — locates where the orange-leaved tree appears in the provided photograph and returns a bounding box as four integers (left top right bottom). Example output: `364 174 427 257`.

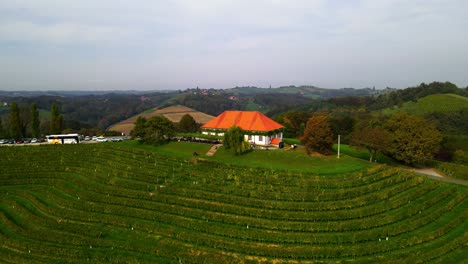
301 113 334 155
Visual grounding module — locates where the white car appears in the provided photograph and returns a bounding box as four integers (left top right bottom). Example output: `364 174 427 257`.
96 136 108 142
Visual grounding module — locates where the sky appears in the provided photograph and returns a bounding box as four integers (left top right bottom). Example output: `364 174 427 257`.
0 0 467 91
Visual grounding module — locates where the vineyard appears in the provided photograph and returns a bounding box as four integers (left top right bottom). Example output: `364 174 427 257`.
0 144 466 263
380 93 468 116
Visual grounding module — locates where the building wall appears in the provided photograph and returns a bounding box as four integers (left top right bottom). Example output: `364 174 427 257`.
202 130 283 146
202 131 224 136
245 132 283 146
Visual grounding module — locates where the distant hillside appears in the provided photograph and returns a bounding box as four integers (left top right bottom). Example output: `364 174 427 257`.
108 105 215 135
226 85 378 99
1 93 176 129
380 94 468 116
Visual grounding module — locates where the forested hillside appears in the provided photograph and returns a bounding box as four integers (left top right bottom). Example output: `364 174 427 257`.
270 82 467 174
0 85 379 132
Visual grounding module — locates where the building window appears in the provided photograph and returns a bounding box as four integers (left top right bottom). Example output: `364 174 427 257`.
248 135 252 140
259 135 263 141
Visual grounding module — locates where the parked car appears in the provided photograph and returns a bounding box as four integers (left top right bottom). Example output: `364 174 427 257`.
84 136 91 141
31 138 38 143
111 137 122 142
15 139 24 144
92 136 98 141
96 136 108 142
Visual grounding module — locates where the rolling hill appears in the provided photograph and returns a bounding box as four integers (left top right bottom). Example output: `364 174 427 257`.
107 105 215 135
380 93 468 116
226 85 378 99
0 144 466 262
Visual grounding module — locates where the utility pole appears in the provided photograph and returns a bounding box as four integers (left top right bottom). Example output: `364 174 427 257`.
337 135 341 159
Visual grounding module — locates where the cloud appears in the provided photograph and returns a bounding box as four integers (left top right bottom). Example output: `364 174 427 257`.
0 20 136 44
0 0 467 90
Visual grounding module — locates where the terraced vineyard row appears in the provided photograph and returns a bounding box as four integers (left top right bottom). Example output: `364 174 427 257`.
0 144 466 263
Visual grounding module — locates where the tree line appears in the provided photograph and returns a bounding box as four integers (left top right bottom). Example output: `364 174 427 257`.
0 103 63 139
298 111 444 165
130 114 200 145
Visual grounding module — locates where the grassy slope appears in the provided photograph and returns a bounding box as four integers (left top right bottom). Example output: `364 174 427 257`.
118 140 371 174
227 86 324 99
332 144 395 164
381 93 468 116
245 101 264 112
118 140 213 160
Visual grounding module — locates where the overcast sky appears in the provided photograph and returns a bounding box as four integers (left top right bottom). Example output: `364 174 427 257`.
0 0 467 90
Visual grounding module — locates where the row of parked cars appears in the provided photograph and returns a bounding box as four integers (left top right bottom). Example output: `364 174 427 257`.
0 135 130 145
0 138 46 144
82 135 129 142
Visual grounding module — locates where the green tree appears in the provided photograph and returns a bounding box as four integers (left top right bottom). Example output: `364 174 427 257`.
142 116 175 145
351 126 391 162
130 116 147 139
50 103 62 134
223 126 251 155
30 103 40 138
275 111 309 138
301 113 334 155
0 117 5 138
330 115 355 143
57 115 63 133
9 102 21 139
19 106 31 137
385 112 443 164
453 150 468 164
61 128 75 134
178 114 199 133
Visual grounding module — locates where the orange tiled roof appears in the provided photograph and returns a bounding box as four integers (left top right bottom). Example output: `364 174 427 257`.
202 111 284 132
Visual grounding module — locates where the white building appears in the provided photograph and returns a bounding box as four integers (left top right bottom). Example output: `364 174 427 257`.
201 111 284 147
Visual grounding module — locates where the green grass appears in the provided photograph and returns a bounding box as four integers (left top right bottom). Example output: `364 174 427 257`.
116 140 213 159
432 161 468 180
117 140 371 174
381 94 468 116
0 144 466 263
210 145 371 174
283 137 301 145
332 144 394 164
245 101 263 112
141 108 155 114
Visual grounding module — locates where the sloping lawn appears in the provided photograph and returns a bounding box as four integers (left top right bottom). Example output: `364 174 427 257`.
210 145 371 175
116 140 371 174
332 144 394 164
115 140 213 159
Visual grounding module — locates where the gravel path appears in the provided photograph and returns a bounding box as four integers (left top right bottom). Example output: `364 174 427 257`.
413 168 468 186
206 144 222 156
